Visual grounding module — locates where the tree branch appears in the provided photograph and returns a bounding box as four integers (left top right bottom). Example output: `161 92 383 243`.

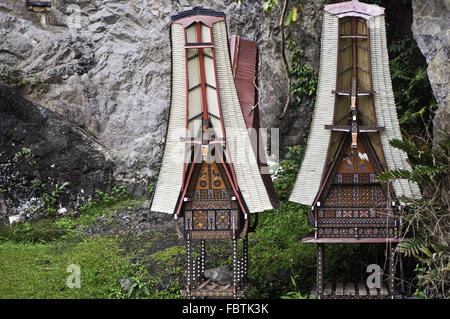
279 0 291 119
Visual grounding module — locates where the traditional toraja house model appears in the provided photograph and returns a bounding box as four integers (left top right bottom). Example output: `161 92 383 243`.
151 7 277 298
289 0 421 299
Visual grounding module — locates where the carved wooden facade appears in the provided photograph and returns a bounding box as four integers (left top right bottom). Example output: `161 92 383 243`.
290 0 421 299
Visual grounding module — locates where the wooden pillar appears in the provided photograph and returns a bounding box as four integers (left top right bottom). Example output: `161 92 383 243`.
399 250 405 295
243 235 248 281
196 256 200 284
317 243 325 297
388 244 396 297
200 239 206 280
186 239 192 299
232 238 238 299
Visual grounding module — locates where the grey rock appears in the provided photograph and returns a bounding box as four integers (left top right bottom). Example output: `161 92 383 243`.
8 214 21 224
412 0 449 141
0 200 8 216
204 265 233 286
140 200 151 210
119 278 132 294
84 202 174 236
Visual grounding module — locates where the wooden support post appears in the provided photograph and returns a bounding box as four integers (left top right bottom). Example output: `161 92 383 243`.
388 244 396 297
186 239 192 299
232 238 238 299
317 243 325 297
201 239 205 281
243 235 248 281
197 257 201 284
237 260 241 283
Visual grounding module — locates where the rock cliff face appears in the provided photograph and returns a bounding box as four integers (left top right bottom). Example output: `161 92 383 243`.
0 0 322 197
411 0 449 140
0 83 114 221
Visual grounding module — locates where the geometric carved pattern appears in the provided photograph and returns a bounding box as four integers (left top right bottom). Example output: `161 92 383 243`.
318 209 393 219
190 231 232 240
334 173 377 184
324 185 387 208
318 136 396 238
216 210 230 229
193 211 208 230
317 226 395 238
184 161 240 239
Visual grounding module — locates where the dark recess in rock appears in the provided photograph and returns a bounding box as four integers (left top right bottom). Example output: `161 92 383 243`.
0 83 114 214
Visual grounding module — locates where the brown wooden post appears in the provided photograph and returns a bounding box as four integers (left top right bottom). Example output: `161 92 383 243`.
186 238 192 299
232 238 238 298
243 235 248 281
317 243 325 297
388 244 396 297
200 239 205 281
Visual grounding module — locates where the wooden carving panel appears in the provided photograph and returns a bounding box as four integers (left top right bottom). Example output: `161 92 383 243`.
184 161 239 239
324 185 387 208
319 135 395 238
338 142 374 174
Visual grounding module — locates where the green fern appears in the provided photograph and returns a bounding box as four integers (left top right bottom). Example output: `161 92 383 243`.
376 169 412 183
399 238 428 258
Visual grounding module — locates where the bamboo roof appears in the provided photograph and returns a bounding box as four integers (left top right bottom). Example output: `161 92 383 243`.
290 5 421 207
151 8 273 214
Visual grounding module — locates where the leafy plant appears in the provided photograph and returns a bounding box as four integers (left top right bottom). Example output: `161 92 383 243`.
44 182 70 216
388 36 437 136
31 77 50 98
280 274 310 299
262 0 279 14
127 278 150 299
5 68 30 88
287 39 318 109
377 135 449 298
14 147 32 159
31 179 46 194
79 185 130 214
54 217 77 231
272 145 305 201
30 179 69 216
247 201 315 298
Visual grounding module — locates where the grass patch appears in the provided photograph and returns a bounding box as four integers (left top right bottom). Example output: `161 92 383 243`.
75 197 144 229
0 220 72 243
149 245 185 269
0 235 140 298
247 201 316 298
